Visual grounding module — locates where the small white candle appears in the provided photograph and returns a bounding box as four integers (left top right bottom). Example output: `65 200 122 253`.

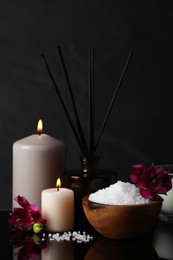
12 119 65 209
41 178 74 232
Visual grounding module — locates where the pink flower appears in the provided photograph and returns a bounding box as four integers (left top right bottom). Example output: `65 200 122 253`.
9 196 46 232
130 164 172 200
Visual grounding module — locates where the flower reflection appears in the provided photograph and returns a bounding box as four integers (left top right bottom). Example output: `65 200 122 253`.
11 230 46 260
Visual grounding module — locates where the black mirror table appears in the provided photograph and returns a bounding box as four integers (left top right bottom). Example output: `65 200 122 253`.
1 210 172 260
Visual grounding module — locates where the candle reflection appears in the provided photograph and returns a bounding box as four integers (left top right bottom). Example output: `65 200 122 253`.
42 240 74 260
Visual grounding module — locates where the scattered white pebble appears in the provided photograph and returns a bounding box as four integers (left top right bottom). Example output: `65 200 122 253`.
44 230 93 244
89 181 149 205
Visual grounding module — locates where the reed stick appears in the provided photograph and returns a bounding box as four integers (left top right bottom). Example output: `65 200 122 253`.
57 46 89 156
88 47 95 161
94 51 133 152
41 53 84 154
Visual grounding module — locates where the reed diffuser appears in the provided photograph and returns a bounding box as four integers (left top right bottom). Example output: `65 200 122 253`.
42 47 132 196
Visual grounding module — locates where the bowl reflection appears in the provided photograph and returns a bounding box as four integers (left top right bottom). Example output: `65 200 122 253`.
84 236 159 260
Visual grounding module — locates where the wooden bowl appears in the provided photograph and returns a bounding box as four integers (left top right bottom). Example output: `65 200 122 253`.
82 195 162 239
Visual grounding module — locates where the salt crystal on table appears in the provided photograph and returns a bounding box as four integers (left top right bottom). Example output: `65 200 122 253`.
89 181 149 205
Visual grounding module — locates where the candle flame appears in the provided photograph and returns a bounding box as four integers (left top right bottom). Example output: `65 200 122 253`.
56 178 61 190
37 119 43 135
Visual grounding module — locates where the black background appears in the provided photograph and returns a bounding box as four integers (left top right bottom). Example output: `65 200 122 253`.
0 0 173 209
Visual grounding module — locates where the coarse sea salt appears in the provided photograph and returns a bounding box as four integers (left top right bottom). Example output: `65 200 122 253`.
89 181 149 205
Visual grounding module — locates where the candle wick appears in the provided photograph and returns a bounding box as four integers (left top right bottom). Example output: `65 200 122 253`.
57 187 59 191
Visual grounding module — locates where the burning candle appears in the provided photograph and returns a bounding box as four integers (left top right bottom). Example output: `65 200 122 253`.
12 119 65 209
41 178 74 232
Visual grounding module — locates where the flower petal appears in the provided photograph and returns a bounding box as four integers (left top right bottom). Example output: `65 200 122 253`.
130 164 144 184
140 189 154 199
14 196 30 209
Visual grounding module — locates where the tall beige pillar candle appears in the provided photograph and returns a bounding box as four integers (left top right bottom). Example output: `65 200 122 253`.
12 119 65 209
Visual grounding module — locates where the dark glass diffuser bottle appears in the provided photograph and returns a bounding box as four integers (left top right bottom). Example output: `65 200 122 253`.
65 155 117 195
64 156 117 228
80 155 117 194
